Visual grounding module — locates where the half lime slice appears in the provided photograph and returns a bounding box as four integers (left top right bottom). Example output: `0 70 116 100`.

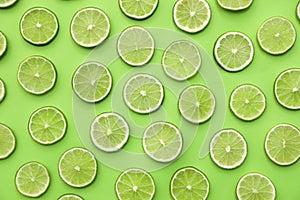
217 0 253 11
0 31 7 57
0 0 17 8
58 194 83 200
0 124 15 159
119 0 158 19
0 78 5 103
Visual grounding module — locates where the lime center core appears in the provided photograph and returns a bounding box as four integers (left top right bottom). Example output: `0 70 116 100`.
179 58 185 63
74 166 80 171
190 11 195 17
34 73 40 78
36 23 42 28
232 49 238 54
245 99 250 104
159 139 165 146
293 87 298 92
133 185 138 192
140 90 147 96
274 33 280 38
186 185 192 191
87 25 95 31
107 129 112 136
225 145 231 153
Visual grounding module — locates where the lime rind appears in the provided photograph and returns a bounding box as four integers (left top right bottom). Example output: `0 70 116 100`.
297 1 300 20
217 0 253 11
0 123 16 159
58 194 83 200
0 0 18 8
119 0 159 19
0 31 7 57
0 78 5 103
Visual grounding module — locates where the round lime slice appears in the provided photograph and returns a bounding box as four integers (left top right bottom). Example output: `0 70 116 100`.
0 124 15 159
58 194 83 200
297 1 300 20
0 78 5 103
217 0 253 11
0 0 17 8
0 31 7 57
119 0 158 19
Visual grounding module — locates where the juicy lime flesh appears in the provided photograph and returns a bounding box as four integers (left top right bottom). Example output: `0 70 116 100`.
0 79 5 102
0 124 15 159
59 194 83 200
0 32 6 56
120 0 158 19
217 0 253 10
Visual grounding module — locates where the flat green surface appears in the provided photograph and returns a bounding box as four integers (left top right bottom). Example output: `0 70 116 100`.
0 0 300 199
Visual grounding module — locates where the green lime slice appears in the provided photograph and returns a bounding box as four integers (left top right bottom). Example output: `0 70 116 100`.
58 147 97 188
236 173 276 200
28 106 67 145
117 26 154 67
217 0 253 11
297 1 300 20
162 40 201 81
173 0 211 33
210 129 247 169
58 194 83 200
115 168 155 200
20 7 58 45
143 121 183 163
214 31 254 72
0 0 17 8
0 124 15 159
178 85 215 124
274 68 300 110
230 84 266 121
72 61 112 103
265 124 300 166
71 7 110 48
17 55 56 95
15 162 50 198
0 78 5 103
123 73 164 114
90 112 129 152
170 167 209 200
0 31 7 57
119 0 158 19
257 16 296 55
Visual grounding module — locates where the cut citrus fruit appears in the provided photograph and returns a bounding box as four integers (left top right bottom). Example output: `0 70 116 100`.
59 194 83 200
257 16 296 55
297 1 300 20
236 173 276 200
170 167 209 200
115 168 155 200
28 106 67 145
162 40 201 81
0 78 5 103
17 55 56 95
123 73 164 114
265 124 300 166
230 84 266 121
71 7 110 48
0 31 7 57
217 0 253 11
173 0 211 33
72 61 112 103
274 68 300 110
178 85 215 124
143 121 183 163
210 129 247 169
214 31 254 72
20 7 58 45
0 124 15 159
0 0 17 8
90 112 129 152
58 147 97 188
15 162 50 197
119 0 158 19
117 26 154 66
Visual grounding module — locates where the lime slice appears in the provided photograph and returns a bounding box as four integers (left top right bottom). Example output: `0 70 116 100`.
119 0 158 19
274 68 300 110
15 162 50 197
257 16 296 55
17 55 56 95
90 112 129 152
297 1 300 20
143 121 183 163
236 173 276 200
0 31 7 57
115 168 155 200
0 78 5 103
72 61 112 103
214 31 254 72
0 124 15 159
71 7 110 48
217 0 253 11
230 84 266 121
117 26 154 66
59 194 83 200
162 40 201 81
123 73 164 114
178 85 215 124
28 106 67 145
265 124 300 166
0 0 17 8
20 7 58 45
58 147 97 188
210 129 247 169
170 167 209 200
173 0 211 33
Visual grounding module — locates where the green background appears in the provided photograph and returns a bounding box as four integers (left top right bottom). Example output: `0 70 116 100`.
1 0 300 199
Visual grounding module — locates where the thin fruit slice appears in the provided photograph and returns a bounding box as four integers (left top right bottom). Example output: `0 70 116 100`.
143 121 183 163
59 194 83 200
0 78 5 103
178 85 215 124
210 129 247 169
20 7 58 45
274 68 300 110
0 124 15 159
90 112 129 152
162 40 201 81
170 167 209 200
117 26 154 66
15 162 50 198
230 84 266 121
265 124 300 166
115 168 155 200
173 0 211 33
236 173 276 200
297 1 300 20
214 32 254 72
58 147 97 188
217 0 253 11
72 61 112 103
0 31 7 57
0 0 17 8
28 106 67 145
71 7 110 48
17 55 56 95
257 16 296 55
119 0 158 19
123 73 164 114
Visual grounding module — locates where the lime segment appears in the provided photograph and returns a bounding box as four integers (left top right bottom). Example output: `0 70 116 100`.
0 0 17 8
0 78 5 103
217 0 253 11
59 194 83 200
0 124 15 159
119 0 158 19
0 31 7 57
